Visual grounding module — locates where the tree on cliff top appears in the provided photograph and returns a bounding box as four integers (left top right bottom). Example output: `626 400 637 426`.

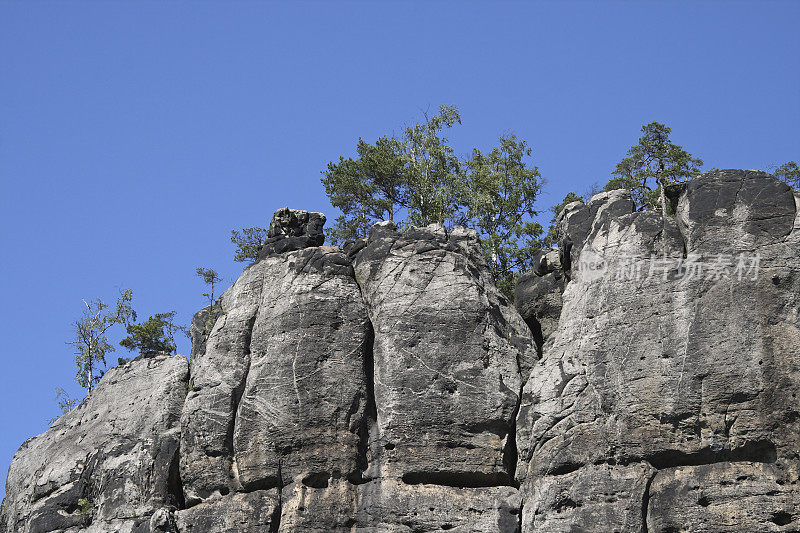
322 105 544 300
461 134 545 296
605 121 703 215
196 267 223 335
70 289 136 391
402 104 463 227
49 387 79 423
120 311 184 355
773 161 799 190
322 136 407 243
230 227 269 263
322 105 462 242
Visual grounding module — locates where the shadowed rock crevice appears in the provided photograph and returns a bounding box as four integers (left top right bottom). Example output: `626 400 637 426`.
268 461 283 533
352 321 377 484
269 501 281 533
524 315 544 359
641 469 656 533
645 439 778 470
401 471 514 488
514 249 565 353
167 445 186 510
503 384 523 489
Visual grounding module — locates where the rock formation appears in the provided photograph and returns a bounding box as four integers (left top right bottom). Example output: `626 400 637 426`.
3 169 798 532
2 354 187 533
515 171 800 531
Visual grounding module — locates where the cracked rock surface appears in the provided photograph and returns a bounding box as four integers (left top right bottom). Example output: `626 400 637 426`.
350 222 535 486
180 245 370 504
516 170 800 531
2 354 188 533
4 175 800 532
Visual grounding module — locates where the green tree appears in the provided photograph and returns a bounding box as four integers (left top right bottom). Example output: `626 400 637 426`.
162 311 190 351
70 289 136 391
230 227 269 263
323 105 550 297
605 121 703 216
120 311 182 355
196 267 223 335
463 134 544 297
401 105 463 227
773 161 799 190
321 105 463 242
322 136 406 243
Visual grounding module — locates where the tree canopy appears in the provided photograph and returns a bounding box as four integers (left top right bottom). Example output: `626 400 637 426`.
402 105 463 227
49 387 79 423
322 136 407 243
604 121 703 214
322 105 544 298
196 267 223 335
773 161 799 190
322 105 464 243
461 135 544 295
231 227 269 263
120 311 181 355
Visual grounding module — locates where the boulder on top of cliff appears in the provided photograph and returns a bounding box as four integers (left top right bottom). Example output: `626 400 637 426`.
351 222 535 486
1 354 188 533
516 169 800 530
257 207 326 258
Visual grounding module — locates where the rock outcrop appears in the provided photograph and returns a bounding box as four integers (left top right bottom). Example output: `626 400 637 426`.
350 222 534 486
258 207 326 258
515 170 800 531
4 171 799 532
2 354 188 533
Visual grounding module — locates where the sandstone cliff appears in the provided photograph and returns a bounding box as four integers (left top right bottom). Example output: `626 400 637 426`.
3 170 798 532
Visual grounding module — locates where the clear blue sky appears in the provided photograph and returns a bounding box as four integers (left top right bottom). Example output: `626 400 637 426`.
1 1 798 498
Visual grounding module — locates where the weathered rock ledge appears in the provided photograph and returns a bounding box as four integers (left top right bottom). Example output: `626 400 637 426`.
3 169 799 532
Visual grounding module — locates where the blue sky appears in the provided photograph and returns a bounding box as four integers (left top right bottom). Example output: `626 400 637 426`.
1 1 798 497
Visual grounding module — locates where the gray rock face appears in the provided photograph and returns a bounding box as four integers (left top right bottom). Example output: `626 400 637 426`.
516 170 800 531
174 490 279 532
176 220 533 530
276 478 520 532
232 248 370 491
2 354 188 533
522 462 654 532
4 169 799 533
647 462 798 532
180 246 370 504
351 222 534 486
